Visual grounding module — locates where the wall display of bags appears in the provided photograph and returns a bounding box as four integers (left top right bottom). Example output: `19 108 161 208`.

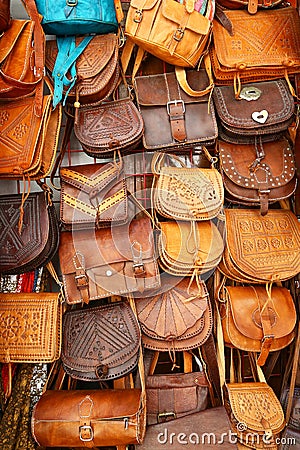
1 0 300 449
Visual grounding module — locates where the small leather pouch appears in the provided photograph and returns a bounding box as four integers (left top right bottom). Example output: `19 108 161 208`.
60 161 128 229
213 79 295 142
62 301 140 381
134 69 218 151
218 138 297 215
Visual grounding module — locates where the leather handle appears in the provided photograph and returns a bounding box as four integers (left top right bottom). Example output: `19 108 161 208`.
175 53 214 98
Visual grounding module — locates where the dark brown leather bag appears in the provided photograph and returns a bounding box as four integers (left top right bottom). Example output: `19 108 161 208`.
213 79 295 142
59 215 161 304
0 0 10 32
218 138 297 215
0 187 59 275
133 69 218 151
60 161 128 230
61 301 140 381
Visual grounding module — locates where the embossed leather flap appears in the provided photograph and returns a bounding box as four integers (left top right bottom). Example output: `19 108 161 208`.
213 80 295 135
0 292 62 363
60 162 128 229
0 191 59 274
62 301 140 381
136 276 213 350
223 208 300 282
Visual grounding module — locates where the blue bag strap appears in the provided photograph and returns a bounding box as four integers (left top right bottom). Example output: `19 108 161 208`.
52 35 94 108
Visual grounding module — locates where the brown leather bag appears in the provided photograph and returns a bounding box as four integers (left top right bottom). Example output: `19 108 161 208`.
213 79 295 142
61 300 140 381
218 138 297 215
219 284 296 366
45 33 120 107
210 7 300 97
133 69 218 151
60 161 128 230
0 0 10 32
220 208 300 283
0 186 59 275
59 215 161 304
136 275 213 351
216 0 283 14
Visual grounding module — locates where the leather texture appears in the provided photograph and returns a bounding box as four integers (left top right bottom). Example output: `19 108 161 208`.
137 406 238 449
60 162 128 230
158 220 224 278
224 382 285 449
62 301 140 381
46 34 120 105
59 216 161 304
0 93 62 180
216 0 283 14
220 285 296 366
218 138 297 215
210 7 300 85
134 70 218 150
0 292 62 363
213 79 295 141
152 152 224 220
280 386 300 431
31 389 146 448
125 0 213 68
0 0 10 32
136 276 212 351
74 97 144 155
0 191 59 274
220 208 300 283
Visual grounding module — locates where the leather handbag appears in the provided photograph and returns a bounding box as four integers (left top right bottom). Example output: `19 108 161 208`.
61 300 140 381
218 138 297 215
219 284 296 366
213 79 295 142
124 0 213 68
45 33 120 108
0 85 62 181
0 186 59 275
158 220 224 278
136 275 213 351
60 161 128 230
0 289 62 364
0 0 10 32
210 7 300 97
224 382 286 449
152 150 224 221
216 0 283 14
0 0 45 102
133 69 218 151
59 215 161 304
220 208 300 283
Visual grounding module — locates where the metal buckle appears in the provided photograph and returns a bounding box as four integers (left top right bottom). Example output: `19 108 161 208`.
167 99 185 115
262 334 274 342
66 0 78 5
173 27 184 42
75 273 89 287
157 412 176 422
133 9 143 23
79 425 94 442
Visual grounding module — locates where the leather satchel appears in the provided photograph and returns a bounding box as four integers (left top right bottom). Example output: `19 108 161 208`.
218 138 297 216
152 150 224 221
213 79 295 142
60 161 128 230
0 0 10 32
158 220 224 278
0 187 59 275
133 69 218 151
45 34 120 107
219 285 296 366
210 7 300 97
220 208 300 283
136 275 212 351
0 291 62 364
59 215 161 304
61 300 140 381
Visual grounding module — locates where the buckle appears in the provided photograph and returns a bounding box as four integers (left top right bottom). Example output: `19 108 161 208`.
79 425 94 442
133 9 143 23
131 241 145 276
66 0 77 5
167 99 185 116
157 412 176 422
173 27 184 42
262 334 274 342
75 273 89 288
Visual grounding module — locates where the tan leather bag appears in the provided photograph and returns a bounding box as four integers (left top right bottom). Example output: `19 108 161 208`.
210 7 300 97
220 208 300 283
219 285 296 366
